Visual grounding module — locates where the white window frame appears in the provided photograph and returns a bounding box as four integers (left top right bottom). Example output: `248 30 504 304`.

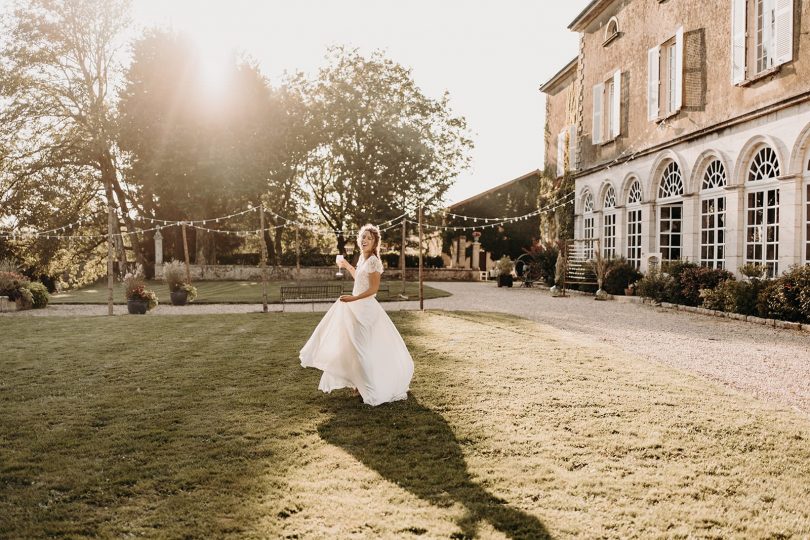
583 191 595 261
744 147 781 277
804 179 810 264
731 0 794 84
657 161 684 263
648 27 683 121
700 160 728 269
603 186 617 259
593 70 621 144
626 180 642 269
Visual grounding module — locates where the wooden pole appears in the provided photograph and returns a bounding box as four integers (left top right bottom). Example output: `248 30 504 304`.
295 226 301 281
260 206 268 313
181 223 191 284
107 203 114 316
400 218 407 297
418 205 424 311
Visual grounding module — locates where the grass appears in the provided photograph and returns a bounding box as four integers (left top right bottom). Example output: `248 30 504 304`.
1 312 809 538
49 279 450 304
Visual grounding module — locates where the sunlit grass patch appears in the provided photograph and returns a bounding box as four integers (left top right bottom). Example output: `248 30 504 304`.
1 312 808 538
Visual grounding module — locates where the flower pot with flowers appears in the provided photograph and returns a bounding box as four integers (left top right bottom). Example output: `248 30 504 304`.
124 268 158 314
162 260 197 306
495 256 514 288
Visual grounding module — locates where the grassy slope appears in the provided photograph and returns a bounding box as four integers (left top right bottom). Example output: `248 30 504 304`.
1 312 808 538
48 280 450 304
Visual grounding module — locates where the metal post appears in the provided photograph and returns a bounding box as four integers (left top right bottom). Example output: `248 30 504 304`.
400 218 407 298
418 205 424 311
107 203 114 316
181 223 192 283
260 206 268 313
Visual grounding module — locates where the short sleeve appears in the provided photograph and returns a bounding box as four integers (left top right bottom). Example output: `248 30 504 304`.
369 255 384 274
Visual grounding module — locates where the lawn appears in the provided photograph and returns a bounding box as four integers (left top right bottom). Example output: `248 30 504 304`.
2 312 809 538
49 279 450 304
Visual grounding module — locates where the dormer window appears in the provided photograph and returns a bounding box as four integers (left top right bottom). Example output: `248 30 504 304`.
603 17 620 46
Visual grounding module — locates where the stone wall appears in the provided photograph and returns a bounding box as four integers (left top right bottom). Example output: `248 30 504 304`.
155 264 480 282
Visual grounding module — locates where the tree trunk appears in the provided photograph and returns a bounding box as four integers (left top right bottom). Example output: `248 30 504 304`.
336 233 347 256
264 228 277 266
195 228 207 265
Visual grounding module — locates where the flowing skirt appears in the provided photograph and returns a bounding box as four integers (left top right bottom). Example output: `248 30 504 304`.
299 297 414 406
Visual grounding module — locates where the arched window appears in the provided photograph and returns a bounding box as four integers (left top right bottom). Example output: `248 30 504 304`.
582 191 595 260
603 186 617 258
657 161 683 262
700 159 727 269
604 17 619 45
626 179 642 268
744 147 780 276
658 161 683 198
748 147 780 182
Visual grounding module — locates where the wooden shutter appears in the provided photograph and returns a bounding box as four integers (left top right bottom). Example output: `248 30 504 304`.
568 125 577 171
774 0 794 66
674 27 684 111
648 47 660 121
593 83 604 145
731 0 747 84
557 130 565 177
612 70 621 137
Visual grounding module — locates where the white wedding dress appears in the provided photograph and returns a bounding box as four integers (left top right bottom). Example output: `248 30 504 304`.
299 254 414 406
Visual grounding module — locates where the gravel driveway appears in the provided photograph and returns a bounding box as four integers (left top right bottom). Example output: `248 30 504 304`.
5 281 809 416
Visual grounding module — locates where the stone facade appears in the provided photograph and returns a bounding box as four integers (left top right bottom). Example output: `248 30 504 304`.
542 0 810 276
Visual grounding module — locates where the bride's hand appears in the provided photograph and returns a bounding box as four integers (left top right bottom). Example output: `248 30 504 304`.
339 295 355 302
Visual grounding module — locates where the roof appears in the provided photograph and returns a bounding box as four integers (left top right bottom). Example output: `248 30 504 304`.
538 57 578 94
568 0 616 31
448 169 542 210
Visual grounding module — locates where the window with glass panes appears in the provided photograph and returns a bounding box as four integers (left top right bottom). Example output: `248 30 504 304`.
626 180 642 268
658 161 684 263
700 160 727 269
806 182 810 263
583 191 595 260
603 186 617 258
745 147 780 276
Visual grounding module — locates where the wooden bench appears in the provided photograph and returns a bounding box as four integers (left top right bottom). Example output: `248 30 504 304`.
280 285 343 311
342 282 391 298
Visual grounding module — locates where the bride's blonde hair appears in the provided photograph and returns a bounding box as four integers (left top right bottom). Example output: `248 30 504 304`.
357 223 381 259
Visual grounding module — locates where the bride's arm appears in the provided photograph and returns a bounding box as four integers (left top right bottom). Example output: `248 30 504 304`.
339 258 357 278
341 271 379 302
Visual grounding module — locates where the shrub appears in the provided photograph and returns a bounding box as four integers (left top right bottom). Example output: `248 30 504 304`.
0 271 30 301
661 260 698 305
16 287 33 310
602 258 643 295
759 265 810 323
521 240 559 286
636 268 676 304
26 282 50 309
680 266 735 307
495 256 514 275
162 260 187 291
380 253 444 269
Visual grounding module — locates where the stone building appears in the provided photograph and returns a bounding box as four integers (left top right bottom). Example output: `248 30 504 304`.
541 0 810 276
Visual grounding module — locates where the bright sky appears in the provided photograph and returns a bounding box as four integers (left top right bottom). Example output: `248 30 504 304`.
129 0 590 204
3 0 590 204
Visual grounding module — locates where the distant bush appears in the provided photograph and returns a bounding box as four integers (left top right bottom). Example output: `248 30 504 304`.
380 253 444 269
678 266 735 307
636 268 676 304
0 271 30 301
602 258 643 295
26 281 50 309
758 265 810 323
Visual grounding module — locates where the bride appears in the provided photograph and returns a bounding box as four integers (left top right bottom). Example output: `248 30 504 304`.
299 224 414 406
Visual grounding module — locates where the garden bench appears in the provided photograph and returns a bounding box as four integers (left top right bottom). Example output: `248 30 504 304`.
342 281 391 298
280 284 343 311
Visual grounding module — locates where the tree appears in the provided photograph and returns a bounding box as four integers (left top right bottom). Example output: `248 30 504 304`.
0 0 146 274
294 47 473 253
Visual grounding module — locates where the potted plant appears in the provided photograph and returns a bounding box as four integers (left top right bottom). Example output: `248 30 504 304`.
624 282 636 296
124 268 158 314
162 260 197 306
495 256 514 288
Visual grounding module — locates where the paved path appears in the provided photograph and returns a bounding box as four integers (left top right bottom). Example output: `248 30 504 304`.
5 281 809 415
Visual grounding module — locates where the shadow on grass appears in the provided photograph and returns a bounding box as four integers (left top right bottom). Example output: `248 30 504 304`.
318 394 550 540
